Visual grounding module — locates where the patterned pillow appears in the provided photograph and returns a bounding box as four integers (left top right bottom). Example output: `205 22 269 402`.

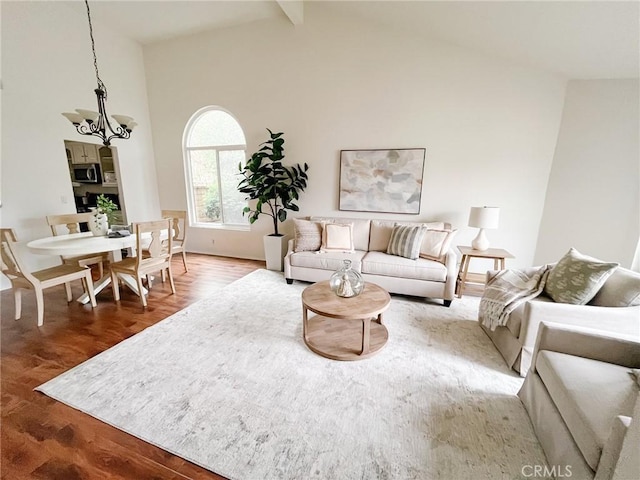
420 229 457 261
320 223 354 253
544 248 619 305
293 219 322 252
387 224 428 260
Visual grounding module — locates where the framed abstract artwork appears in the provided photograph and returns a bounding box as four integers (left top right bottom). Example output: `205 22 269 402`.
339 148 426 214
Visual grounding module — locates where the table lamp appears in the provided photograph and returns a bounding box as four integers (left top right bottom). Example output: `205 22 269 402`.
468 206 500 251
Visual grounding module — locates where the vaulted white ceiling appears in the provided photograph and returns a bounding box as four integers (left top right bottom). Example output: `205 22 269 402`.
61 0 639 79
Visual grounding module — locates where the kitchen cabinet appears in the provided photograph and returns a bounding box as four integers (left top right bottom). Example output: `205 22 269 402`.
98 147 118 186
68 143 99 164
65 140 128 226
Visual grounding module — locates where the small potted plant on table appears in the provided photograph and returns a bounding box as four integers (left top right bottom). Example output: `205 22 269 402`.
89 194 118 236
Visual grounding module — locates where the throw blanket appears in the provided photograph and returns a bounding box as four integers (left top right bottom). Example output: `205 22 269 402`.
479 265 552 331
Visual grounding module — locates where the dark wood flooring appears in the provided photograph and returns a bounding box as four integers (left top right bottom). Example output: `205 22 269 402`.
1 253 264 480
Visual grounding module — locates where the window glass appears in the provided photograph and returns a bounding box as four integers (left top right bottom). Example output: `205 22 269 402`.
187 110 246 147
183 108 248 228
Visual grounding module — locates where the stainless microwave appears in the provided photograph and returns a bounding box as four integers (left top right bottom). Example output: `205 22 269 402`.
73 164 101 183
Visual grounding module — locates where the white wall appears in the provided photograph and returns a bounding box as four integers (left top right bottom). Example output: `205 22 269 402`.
144 2 567 270
534 80 640 267
1 1 160 287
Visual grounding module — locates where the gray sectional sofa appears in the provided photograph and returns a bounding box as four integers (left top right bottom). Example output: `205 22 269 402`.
284 216 457 305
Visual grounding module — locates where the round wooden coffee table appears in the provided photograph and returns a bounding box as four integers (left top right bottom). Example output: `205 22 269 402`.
301 280 391 361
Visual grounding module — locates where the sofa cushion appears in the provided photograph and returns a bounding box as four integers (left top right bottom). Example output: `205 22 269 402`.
589 267 640 307
544 248 619 305
387 224 427 260
361 251 447 282
536 350 638 471
289 250 367 272
310 217 371 251
293 218 322 252
420 229 457 262
320 223 354 253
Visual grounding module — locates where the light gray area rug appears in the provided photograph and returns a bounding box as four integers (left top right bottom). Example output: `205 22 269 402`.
37 269 547 479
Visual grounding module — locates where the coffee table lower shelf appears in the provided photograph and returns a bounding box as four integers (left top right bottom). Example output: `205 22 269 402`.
304 315 389 361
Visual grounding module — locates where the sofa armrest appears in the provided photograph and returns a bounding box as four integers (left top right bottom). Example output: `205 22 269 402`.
595 415 633 480
519 300 640 348
530 322 640 374
283 239 295 279
610 397 640 480
443 249 457 275
285 238 295 256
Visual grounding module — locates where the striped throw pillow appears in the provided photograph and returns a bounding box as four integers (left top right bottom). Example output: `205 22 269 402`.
387 224 428 260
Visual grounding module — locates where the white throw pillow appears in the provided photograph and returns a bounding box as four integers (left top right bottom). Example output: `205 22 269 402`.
320 223 355 253
420 229 457 262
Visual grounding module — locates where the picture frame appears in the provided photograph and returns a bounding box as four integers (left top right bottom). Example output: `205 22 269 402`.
339 148 426 214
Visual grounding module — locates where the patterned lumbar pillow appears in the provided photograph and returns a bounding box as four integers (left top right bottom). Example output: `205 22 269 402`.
387 223 428 260
293 218 322 252
320 223 354 253
544 248 619 305
420 228 457 262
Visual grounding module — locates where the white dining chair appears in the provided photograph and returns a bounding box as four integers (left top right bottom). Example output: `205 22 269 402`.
0 228 97 326
110 219 176 308
162 210 188 272
46 212 109 278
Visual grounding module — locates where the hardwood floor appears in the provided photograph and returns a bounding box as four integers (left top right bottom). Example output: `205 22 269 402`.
1 253 264 480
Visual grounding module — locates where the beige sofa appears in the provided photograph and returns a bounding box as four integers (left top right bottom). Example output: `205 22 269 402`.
519 322 640 480
480 266 640 376
284 217 457 306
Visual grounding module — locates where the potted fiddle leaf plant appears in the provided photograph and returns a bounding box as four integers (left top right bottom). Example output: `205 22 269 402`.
238 128 309 270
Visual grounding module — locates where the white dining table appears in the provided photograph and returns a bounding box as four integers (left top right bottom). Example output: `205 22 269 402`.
27 231 147 304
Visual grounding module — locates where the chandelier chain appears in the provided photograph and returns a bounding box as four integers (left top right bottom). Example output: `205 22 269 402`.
84 0 107 98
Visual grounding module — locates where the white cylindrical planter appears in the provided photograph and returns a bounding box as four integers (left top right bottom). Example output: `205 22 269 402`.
263 234 289 271
89 208 109 237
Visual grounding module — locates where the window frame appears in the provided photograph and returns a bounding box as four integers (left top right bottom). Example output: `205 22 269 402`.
182 106 249 231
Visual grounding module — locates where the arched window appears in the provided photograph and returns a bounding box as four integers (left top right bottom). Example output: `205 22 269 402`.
183 107 248 228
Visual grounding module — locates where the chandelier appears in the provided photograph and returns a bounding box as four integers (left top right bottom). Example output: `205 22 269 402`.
62 0 136 146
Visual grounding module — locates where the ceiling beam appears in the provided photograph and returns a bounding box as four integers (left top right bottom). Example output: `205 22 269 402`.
276 0 304 26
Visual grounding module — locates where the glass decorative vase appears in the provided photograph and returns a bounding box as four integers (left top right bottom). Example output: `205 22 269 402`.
329 259 364 298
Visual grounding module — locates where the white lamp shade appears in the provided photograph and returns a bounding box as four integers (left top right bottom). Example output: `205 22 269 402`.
75 109 100 122
62 112 85 124
111 115 135 127
468 207 500 229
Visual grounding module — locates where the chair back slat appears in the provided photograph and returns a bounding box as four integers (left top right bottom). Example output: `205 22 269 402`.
47 212 94 236
161 210 187 242
1 229 21 278
0 229 36 284
135 219 173 266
